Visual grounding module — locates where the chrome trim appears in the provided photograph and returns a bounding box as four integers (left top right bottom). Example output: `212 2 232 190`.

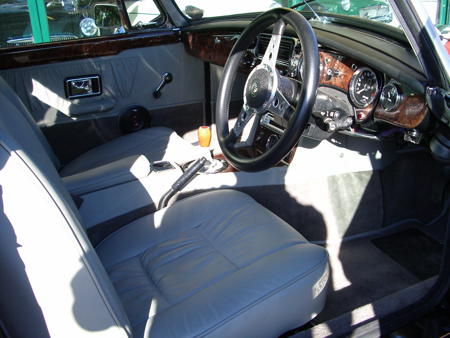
260 113 285 135
380 82 404 112
349 67 379 109
65 75 101 99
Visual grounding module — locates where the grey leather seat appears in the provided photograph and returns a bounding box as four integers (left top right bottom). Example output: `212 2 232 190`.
0 74 329 337
0 76 203 178
60 127 203 177
97 190 329 337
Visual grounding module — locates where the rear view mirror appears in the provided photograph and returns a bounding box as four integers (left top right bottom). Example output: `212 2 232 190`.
95 4 121 28
185 5 203 20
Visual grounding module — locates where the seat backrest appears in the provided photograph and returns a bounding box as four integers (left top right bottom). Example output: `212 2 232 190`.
0 77 61 170
0 78 131 336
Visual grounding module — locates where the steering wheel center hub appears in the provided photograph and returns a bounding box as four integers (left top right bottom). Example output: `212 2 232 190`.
245 66 275 110
215 8 319 172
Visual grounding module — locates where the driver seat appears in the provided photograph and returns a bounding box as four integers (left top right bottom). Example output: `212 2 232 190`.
0 77 329 337
96 189 329 336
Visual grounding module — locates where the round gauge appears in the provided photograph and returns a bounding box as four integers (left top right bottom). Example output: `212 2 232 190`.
349 67 379 108
380 83 403 111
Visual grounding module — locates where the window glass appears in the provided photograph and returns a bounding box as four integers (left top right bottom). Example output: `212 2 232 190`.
173 0 445 35
0 0 162 49
174 0 283 19
289 0 402 29
0 0 34 48
125 0 163 28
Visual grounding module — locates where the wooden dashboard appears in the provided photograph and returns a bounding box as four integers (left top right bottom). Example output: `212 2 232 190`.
182 31 428 130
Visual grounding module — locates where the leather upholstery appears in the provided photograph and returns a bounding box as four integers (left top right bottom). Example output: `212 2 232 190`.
63 155 152 196
0 76 62 171
0 75 202 180
0 77 131 337
60 127 203 177
97 190 329 337
0 74 329 337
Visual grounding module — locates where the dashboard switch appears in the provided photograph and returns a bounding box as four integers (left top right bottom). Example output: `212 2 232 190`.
404 129 422 144
324 116 353 132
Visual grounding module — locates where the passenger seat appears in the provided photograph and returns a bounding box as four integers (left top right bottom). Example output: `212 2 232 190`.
0 76 204 179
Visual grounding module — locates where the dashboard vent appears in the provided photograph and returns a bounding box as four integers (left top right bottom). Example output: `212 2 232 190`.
257 34 295 62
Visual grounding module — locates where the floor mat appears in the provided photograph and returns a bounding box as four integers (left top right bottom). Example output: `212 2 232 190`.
237 171 383 243
372 228 443 280
314 238 420 323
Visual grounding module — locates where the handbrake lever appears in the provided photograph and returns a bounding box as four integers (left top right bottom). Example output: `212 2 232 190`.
158 157 207 209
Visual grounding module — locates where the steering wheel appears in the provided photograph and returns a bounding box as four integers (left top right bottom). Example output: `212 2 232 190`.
216 8 319 171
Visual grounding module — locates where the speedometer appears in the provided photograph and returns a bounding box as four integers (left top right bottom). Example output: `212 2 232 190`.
349 67 379 108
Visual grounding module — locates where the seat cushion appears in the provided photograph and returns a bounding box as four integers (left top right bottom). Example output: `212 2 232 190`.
60 127 202 177
96 190 329 338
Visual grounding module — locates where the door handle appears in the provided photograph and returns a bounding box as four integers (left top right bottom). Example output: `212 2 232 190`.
153 72 173 99
65 75 101 99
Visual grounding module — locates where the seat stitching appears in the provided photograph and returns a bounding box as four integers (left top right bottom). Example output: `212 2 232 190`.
111 284 155 295
96 191 249 257
137 255 169 304
101 191 255 260
66 129 172 173
197 252 329 337
100 223 209 271
95 214 155 253
96 204 212 257
196 228 240 270
137 244 326 325
72 136 156 171
144 246 207 287
239 240 304 270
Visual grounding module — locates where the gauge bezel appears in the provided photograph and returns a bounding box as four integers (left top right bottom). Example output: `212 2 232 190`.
380 82 403 112
349 67 379 109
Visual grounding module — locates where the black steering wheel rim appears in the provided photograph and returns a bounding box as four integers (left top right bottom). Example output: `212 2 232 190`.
215 8 319 172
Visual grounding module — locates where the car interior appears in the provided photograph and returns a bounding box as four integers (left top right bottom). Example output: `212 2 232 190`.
0 1 449 337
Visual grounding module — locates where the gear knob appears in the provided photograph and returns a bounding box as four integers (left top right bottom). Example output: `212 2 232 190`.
198 126 211 147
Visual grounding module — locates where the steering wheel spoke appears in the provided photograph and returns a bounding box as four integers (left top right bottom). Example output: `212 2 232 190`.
261 19 286 69
267 88 295 120
231 106 260 149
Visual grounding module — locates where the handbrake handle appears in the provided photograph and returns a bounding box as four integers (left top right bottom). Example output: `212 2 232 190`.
158 157 207 209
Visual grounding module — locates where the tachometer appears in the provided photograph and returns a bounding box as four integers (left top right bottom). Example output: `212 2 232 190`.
349 67 379 108
380 83 403 111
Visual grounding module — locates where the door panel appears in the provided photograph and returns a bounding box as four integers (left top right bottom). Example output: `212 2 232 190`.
0 42 205 164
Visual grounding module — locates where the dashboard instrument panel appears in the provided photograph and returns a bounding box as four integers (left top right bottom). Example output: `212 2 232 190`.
182 31 428 130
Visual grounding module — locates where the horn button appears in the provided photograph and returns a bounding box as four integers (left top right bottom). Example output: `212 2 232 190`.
245 67 275 110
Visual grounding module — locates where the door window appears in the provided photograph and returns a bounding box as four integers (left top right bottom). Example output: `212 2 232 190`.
125 0 162 28
0 0 163 48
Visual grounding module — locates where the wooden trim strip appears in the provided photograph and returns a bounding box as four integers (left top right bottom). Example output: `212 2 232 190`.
0 30 180 69
374 94 428 129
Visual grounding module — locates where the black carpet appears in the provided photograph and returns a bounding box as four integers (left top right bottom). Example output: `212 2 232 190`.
314 238 420 323
236 171 383 242
314 225 445 323
372 228 443 280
